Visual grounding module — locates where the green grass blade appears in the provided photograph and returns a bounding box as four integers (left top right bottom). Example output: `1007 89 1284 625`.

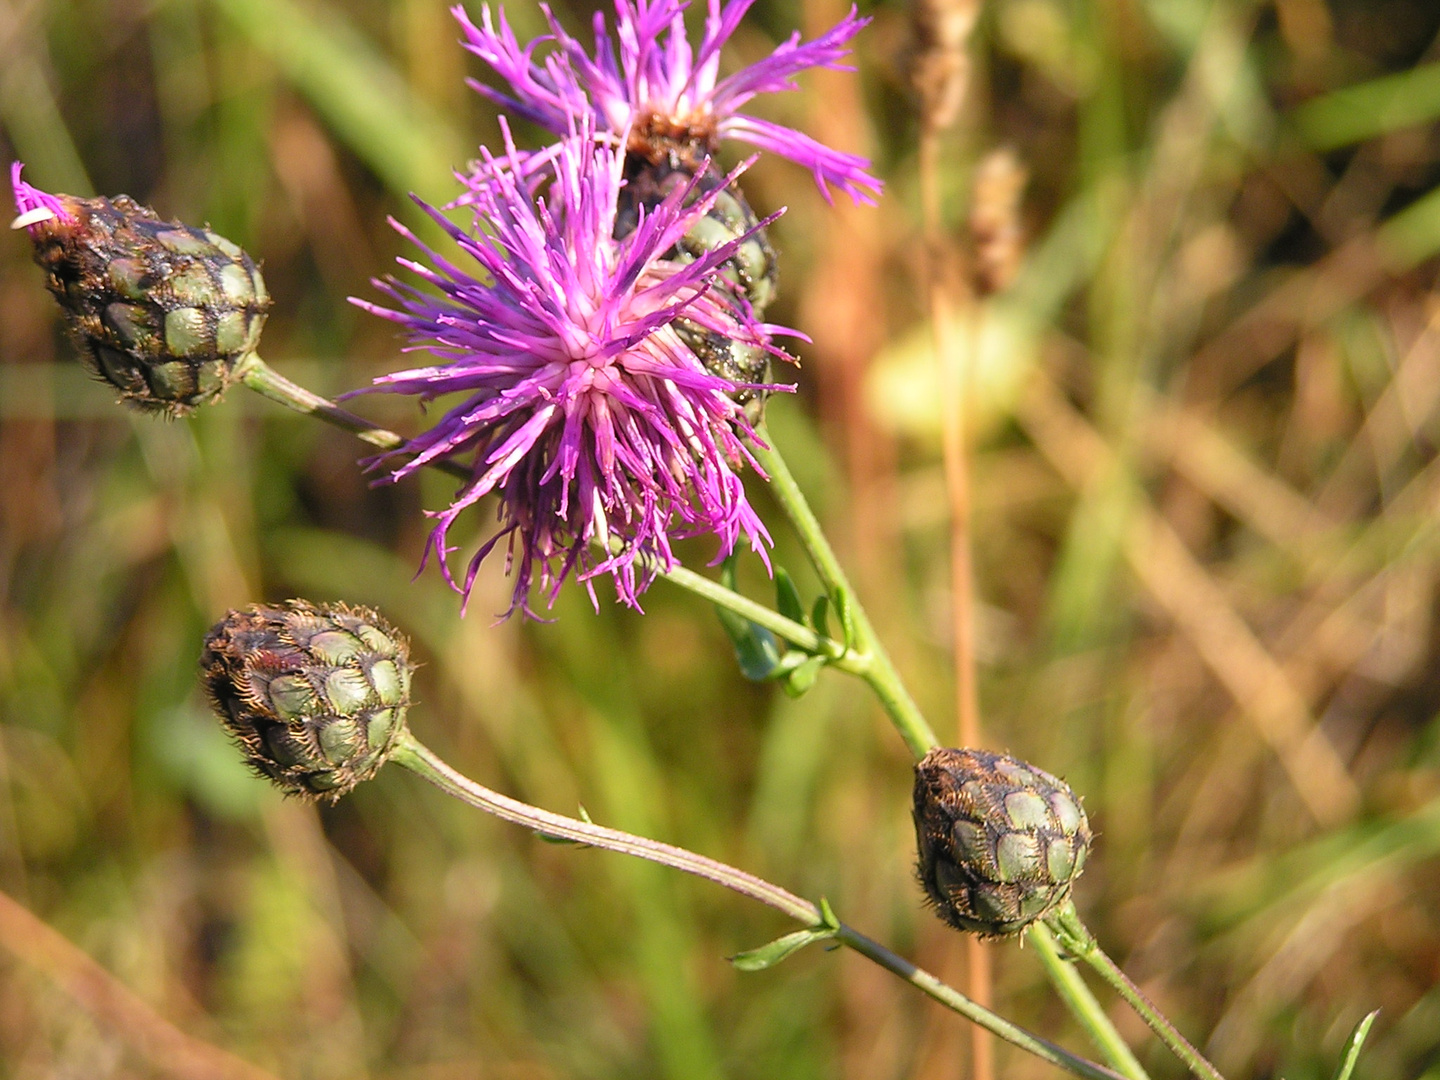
208 0 467 202
1332 1010 1380 1080
1291 63 1440 151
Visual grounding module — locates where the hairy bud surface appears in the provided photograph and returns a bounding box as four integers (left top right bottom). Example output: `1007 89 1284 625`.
913 746 1091 937
14 166 270 415
201 601 412 800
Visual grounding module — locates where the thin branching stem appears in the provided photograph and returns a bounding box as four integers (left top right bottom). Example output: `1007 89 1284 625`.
236 353 467 477
753 431 1159 1077
748 424 940 758
661 564 870 675
234 354 857 663
236 350 1197 1080
1047 904 1226 1080
393 734 1126 1080
1029 924 1151 1080
393 736 815 919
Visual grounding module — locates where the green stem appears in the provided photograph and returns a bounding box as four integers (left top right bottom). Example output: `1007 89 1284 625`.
392 733 1124 1080
393 734 815 919
748 424 939 757
1046 904 1225 1080
232 353 1167 1080
836 927 1123 1080
235 352 469 478
751 426 1162 1075
1028 924 1150 1080
662 565 869 674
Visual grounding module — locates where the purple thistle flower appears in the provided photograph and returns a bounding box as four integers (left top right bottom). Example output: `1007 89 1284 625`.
11 163 74 230
352 126 789 617
454 0 882 205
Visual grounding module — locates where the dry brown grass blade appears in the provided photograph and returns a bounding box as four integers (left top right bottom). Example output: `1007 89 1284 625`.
0 886 281 1080
1144 401 1328 552
1311 299 1440 518
1018 373 1360 827
909 0 989 1075
1207 870 1396 1074
1170 449 1440 849
1184 236 1386 404
1162 301 1440 673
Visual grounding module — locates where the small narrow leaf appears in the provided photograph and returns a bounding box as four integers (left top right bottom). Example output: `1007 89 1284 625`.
767 652 810 679
730 926 837 971
716 553 783 679
1332 1010 1379 1080
834 587 858 650
538 807 593 846
783 655 828 698
775 567 807 627
817 897 840 931
811 595 831 640
715 605 783 680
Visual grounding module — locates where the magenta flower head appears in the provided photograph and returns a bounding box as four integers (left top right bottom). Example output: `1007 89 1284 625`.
454 0 882 205
352 126 787 617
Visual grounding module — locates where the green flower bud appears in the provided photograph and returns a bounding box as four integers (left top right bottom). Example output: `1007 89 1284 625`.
19 186 270 416
615 152 777 415
617 151 779 317
200 601 413 801
912 747 1092 938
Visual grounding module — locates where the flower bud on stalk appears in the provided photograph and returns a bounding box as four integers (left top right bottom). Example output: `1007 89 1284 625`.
616 138 780 314
201 601 413 800
913 747 1091 937
613 139 780 414
11 164 271 415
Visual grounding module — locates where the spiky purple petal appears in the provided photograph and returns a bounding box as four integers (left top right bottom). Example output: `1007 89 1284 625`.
354 129 785 616
453 0 882 204
10 163 74 231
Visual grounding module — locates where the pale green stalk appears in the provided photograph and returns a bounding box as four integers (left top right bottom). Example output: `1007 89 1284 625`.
233 354 848 659
747 424 939 757
1046 904 1225 1080
1029 924 1150 1080
235 353 468 477
663 564 868 674
750 431 1175 1079
392 734 1124 1080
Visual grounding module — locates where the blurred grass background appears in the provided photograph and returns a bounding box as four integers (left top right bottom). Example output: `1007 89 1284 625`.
3 0 1440 1076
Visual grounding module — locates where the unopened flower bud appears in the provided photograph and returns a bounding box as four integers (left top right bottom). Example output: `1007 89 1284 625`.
12 163 271 415
614 151 777 412
616 139 779 317
200 601 413 800
912 747 1091 937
